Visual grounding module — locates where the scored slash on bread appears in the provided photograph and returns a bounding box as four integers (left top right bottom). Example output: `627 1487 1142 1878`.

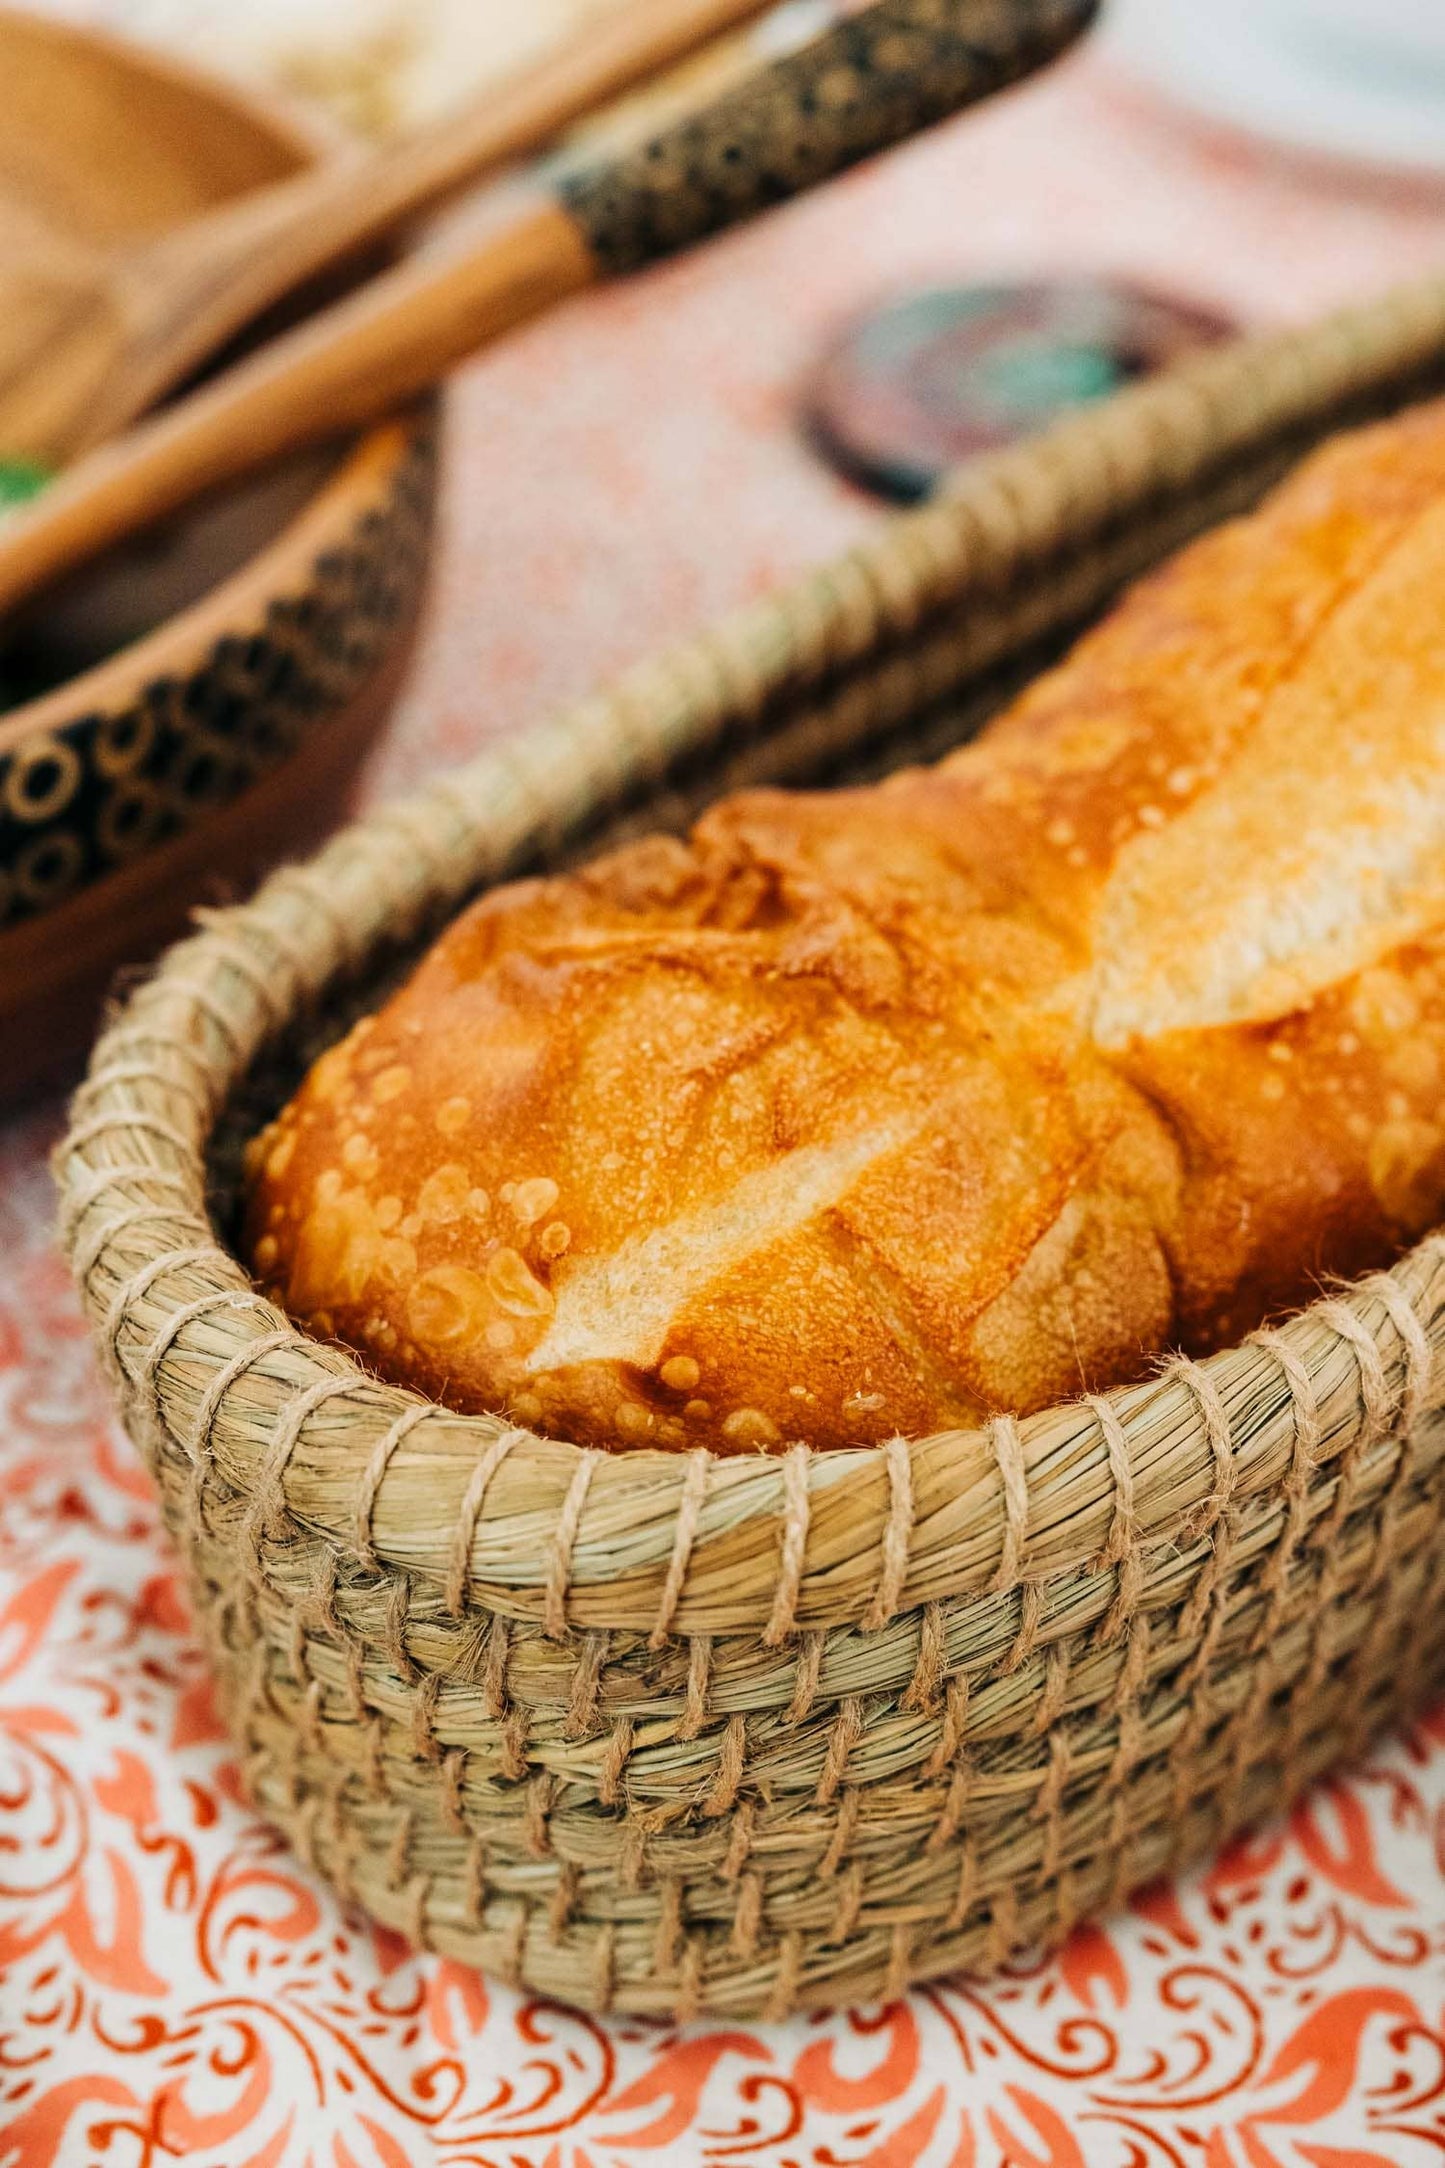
244 398 1445 1452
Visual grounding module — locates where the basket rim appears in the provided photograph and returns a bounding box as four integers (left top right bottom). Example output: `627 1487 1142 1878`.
55 269 1445 1645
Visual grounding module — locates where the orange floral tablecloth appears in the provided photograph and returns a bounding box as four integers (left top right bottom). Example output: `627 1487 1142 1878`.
7 30 1445 2168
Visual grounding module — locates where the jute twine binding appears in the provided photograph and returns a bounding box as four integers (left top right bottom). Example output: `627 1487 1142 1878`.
55 272 1445 2019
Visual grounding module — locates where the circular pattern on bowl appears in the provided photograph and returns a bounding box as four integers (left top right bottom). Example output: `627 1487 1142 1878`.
0 419 436 929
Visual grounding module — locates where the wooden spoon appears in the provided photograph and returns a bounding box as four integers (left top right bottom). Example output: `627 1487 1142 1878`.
0 0 776 468
0 0 1097 621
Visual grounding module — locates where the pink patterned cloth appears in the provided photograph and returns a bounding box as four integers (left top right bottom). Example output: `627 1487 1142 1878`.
6 48 1445 2167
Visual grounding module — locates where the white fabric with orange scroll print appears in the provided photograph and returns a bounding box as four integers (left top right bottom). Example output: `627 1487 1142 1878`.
3 1101 1445 2168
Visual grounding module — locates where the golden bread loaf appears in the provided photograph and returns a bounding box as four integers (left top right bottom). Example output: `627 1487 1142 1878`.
244 400 1445 1452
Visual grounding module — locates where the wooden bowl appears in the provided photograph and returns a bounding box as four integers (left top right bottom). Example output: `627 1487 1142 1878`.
0 8 437 1106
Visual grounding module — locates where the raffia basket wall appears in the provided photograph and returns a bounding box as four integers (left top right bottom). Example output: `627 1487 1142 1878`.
55 272 1445 2021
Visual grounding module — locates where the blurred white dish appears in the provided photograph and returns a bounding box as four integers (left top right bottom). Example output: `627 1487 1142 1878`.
23 0 625 133
1105 0 1445 178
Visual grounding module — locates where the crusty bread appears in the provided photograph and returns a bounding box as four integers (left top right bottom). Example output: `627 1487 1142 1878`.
244 400 1445 1452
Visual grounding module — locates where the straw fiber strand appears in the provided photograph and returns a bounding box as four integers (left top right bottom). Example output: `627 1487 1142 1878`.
55 271 1445 2018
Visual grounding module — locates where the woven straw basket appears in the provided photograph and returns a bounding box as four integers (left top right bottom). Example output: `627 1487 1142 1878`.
55 271 1445 2021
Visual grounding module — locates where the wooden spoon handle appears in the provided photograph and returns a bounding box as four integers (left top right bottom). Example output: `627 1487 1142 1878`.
0 0 1095 619
563 0 1097 273
87 0 779 451
0 204 596 618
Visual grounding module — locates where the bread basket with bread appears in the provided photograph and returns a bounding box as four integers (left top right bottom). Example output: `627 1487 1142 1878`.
54 270 1445 2019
